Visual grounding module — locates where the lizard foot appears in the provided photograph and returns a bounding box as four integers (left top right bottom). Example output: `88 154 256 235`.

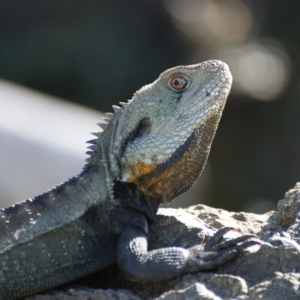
188 227 262 271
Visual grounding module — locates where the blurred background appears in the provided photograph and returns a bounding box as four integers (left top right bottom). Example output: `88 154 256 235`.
1 0 300 213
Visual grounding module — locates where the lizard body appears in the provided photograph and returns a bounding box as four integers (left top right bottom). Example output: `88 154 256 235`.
0 60 257 299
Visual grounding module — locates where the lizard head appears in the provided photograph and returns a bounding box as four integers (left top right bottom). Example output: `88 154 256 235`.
100 60 232 203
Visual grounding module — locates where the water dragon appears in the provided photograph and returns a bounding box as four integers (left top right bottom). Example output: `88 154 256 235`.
0 60 258 299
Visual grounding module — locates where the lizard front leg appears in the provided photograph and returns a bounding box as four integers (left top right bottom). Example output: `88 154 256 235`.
113 210 260 283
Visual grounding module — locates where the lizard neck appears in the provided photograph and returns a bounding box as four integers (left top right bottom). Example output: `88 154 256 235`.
113 180 160 223
89 124 160 222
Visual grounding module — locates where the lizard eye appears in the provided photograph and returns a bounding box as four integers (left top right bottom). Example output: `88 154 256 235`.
168 76 188 91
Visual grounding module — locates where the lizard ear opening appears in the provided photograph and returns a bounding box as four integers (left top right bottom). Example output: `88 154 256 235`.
117 118 152 170
120 118 152 154
136 118 152 138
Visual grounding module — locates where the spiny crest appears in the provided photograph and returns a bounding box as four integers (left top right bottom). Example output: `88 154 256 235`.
84 100 131 163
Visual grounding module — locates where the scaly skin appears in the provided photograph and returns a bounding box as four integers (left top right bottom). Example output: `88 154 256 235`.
0 60 258 299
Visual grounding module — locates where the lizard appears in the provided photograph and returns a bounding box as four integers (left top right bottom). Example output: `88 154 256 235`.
0 60 259 299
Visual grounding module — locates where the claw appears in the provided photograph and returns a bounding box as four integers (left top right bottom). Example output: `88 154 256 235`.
204 227 237 249
212 234 259 251
199 249 239 270
236 239 263 253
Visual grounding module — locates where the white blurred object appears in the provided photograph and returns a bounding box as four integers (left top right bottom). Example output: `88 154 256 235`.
164 0 253 45
0 79 104 207
223 41 290 101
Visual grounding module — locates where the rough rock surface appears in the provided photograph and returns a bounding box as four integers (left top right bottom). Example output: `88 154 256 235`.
28 183 300 300
278 182 300 228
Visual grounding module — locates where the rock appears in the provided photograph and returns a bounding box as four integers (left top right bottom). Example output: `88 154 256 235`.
249 272 300 300
278 182 300 228
28 183 300 300
156 282 222 300
31 288 140 300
